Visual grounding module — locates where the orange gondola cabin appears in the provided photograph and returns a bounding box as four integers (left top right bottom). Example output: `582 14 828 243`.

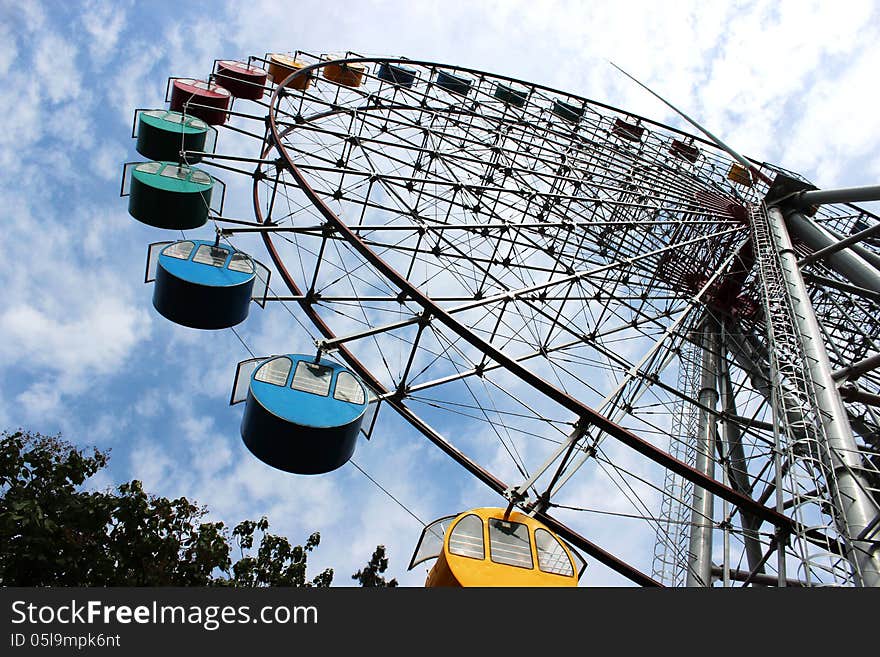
408 507 586 587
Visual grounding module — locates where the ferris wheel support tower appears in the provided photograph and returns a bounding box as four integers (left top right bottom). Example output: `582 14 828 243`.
619 64 880 585
756 183 880 586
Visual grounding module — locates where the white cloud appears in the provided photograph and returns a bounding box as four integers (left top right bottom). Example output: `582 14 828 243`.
3 0 47 32
0 71 43 168
0 19 16 77
16 382 64 420
80 0 128 63
108 39 166 127
134 389 162 417
90 141 127 182
34 32 83 104
0 298 151 387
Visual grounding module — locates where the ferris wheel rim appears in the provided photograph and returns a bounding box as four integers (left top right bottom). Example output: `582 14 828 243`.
250 105 668 588
263 55 800 521
238 54 863 584
265 53 772 168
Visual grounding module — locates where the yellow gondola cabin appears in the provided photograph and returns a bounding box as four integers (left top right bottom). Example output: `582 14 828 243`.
408 507 586 587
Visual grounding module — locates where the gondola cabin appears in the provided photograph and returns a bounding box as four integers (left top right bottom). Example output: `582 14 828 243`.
267 54 312 90
169 78 231 126
147 240 265 329
552 99 583 123
670 138 700 164
435 70 472 96
727 163 753 187
612 117 644 142
135 110 210 163
377 62 417 88
494 83 528 108
126 161 214 229
323 61 367 88
409 507 586 587
215 60 268 100
233 355 369 475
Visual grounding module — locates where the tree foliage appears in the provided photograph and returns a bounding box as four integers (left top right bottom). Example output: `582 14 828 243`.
352 545 398 587
0 430 393 587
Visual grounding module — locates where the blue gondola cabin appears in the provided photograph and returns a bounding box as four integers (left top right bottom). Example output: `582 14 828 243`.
377 62 417 87
494 83 528 108
146 240 267 330
435 70 472 96
233 355 369 475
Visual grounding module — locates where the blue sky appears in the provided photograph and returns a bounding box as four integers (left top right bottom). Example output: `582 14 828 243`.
2 0 879 587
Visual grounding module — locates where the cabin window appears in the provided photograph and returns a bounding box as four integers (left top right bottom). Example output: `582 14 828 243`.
291 361 333 397
185 80 228 96
254 357 292 386
227 253 255 274
409 516 456 569
193 244 229 268
333 371 365 404
448 514 484 560
189 170 212 186
535 528 574 577
160 164 190 181
163 241 195 260
135 161 162 175
488 518 533 570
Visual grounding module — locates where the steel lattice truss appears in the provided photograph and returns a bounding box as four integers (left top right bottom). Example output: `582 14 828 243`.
202 52 880 586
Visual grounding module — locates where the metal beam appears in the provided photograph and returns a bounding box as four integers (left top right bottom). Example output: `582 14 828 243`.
795 184 880 208
253 139 664 587
799 219 880 267
784 208 880 295
687 317 719 586
821 221 880 274
839 386 880 408
801 271 880 304
766 206 880 586
719 323 767 576
833 352 880 382
710 566 809 587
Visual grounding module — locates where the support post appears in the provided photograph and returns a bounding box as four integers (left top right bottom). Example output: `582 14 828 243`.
719 323 766 576
766 205 880 586
687 317 719 586
795 184 880 208
798 221 880 267
783 208 880 295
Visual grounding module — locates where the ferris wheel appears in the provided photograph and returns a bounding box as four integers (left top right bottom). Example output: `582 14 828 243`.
121 51 880 587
